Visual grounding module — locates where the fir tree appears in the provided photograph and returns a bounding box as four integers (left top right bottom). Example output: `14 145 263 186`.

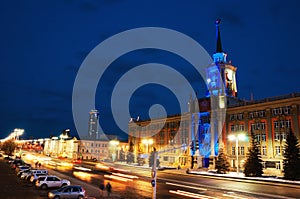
243 131 263 177
119 148 125 162
215 147 230 174
149 147 160 168
126 141 135 164
283 128 300 180
137 144 145 166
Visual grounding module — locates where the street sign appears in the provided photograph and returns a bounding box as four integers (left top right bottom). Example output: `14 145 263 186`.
151 179 155 187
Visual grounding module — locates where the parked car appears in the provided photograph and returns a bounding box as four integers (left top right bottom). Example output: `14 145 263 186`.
47 185 86 199
11 159 25 169
16 165 30 173
4 156 14 163
25 169 48 181
20 169 32 179
30 172 49 183
35 175 70 190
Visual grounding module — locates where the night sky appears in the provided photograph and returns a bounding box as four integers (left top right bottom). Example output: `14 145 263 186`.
1 0 300 140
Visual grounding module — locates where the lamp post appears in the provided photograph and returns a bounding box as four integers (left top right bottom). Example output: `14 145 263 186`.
142 138 153 153
109 140 119 161
228 133 245 175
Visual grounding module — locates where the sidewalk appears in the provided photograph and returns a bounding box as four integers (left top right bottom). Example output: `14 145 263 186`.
0 159 40 199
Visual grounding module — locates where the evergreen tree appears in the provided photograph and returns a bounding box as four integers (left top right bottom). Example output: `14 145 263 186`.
119 148 125 162
283 128 300 180
149 147 160 168
137 144 145 166
244 131 263 177
215 147 230 174
126 141 135 164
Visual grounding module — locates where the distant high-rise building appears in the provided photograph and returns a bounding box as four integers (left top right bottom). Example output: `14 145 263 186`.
88 110 99 139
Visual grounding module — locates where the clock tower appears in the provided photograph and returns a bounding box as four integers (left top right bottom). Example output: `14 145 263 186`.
206 19 238 98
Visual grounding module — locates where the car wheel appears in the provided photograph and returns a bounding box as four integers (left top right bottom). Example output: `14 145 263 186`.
78 196 84 199
54 196 60 199
61 183 67 187
41 184 48 190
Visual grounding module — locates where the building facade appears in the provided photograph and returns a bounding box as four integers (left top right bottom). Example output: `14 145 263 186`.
78 139 109 161
88 110 100 140
43 136 79 159
225 93 300 176
127 20 300 176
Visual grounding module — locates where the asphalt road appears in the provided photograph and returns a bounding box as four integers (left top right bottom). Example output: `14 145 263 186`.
3 154 300 199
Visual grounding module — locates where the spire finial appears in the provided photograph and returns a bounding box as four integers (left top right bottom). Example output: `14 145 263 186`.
215 18 223 53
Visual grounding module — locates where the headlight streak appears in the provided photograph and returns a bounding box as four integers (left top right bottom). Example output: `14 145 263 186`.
111 172 139 179
73 166 92 172
169 190 218 199
166 182 207 191
104 174 133 182
222 193 248 199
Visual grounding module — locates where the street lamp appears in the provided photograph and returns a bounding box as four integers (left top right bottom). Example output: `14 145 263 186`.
13 128 24 141
228 133 246 175
142 139 153 153
109 140 119 161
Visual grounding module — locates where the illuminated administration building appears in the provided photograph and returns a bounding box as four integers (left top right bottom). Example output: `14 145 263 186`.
128 19 300 175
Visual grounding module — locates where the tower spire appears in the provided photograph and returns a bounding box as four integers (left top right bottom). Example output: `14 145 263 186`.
215 19 223 53
213 18 227 63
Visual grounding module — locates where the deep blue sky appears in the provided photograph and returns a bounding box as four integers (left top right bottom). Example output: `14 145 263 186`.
1 0 300 139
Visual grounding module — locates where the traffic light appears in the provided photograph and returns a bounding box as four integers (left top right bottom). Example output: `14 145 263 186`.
190 141 195 156
190 140 199 154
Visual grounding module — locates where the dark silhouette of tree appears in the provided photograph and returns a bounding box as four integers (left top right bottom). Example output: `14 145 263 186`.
244 131 263 177
119 147 125 162
215 147 230 174
283 128 300 180
126 140 135 164
149 147 160 168
137 144 145 166
1 140 17 156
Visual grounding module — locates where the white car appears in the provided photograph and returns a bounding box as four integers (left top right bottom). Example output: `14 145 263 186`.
35 175 70 190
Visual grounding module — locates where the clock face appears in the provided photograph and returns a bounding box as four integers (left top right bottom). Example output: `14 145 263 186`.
225 68 233 81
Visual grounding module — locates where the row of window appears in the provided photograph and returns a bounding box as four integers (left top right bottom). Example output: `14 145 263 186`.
129 121 189 132
82 143 107 147
230 124 245 132
272 106 291 116
251 122 266 130
229 106 292 121
231 146 285 156
274 120 291 129
81 149 107 154
230 119 291 133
